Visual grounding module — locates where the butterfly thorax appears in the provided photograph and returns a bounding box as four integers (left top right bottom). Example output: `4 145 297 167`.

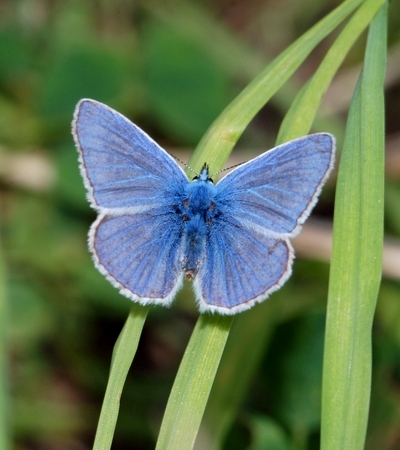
180 166 219 280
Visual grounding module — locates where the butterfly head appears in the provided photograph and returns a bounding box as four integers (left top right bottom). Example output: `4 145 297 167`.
192 163 214 184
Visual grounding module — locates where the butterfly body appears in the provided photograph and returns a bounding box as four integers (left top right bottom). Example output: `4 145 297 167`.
73 99 335 315
179 165 221 279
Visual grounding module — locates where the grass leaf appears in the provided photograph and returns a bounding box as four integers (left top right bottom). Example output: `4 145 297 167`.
155 314 233 450
196 0 387 446
92 304 150 450
188 0 364 174
156 1 366 448
321 3 387 449
0 210 9 450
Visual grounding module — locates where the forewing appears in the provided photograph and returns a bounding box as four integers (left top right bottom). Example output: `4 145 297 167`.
72 99 188 210
193 217 293 315
90 211 184 305
216 133 335 236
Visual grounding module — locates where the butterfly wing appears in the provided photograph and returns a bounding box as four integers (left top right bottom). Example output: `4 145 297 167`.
216 133 335 236
73 99 188 304
193 216 293 314
90 210 184 305
73 99 188 210
194 133 335 314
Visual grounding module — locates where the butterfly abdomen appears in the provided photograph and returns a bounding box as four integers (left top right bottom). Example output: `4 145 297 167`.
181 180 219 280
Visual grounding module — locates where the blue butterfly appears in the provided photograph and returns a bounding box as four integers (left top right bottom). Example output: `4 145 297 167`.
72 99 335 315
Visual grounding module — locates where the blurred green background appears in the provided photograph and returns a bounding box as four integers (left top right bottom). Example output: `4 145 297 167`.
1 1 400 449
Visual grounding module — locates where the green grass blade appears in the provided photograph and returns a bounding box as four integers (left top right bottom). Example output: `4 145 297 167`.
196 0 389 445
0 213 9 450
144 0 347 138
321 4 387 449
199 290 323 449
156 2 366 449
198 308 277 449
277 0 387 144
188 0 364 174
92 304 150 450
155 314 233 450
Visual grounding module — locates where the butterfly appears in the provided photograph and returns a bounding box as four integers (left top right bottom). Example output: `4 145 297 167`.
72 99 335 315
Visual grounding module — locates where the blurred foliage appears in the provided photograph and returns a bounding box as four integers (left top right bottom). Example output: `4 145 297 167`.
0 0 399 449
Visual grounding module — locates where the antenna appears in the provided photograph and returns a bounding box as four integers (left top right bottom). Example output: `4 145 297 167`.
209 161 245 178
171 154 246 179
171 154 198 177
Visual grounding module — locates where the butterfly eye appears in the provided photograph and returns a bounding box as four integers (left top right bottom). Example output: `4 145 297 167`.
173 204 182 215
